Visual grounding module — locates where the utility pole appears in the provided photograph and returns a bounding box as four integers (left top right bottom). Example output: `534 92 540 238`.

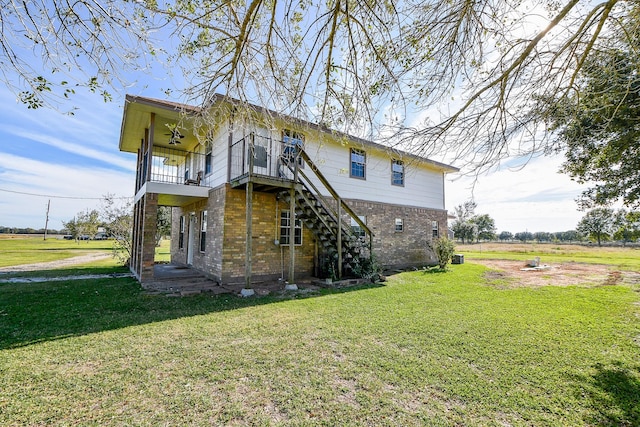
43 199 50 240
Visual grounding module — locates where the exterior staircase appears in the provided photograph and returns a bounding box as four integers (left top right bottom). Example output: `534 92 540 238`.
277 187 369 278
229 133 374 280
277 149 373 279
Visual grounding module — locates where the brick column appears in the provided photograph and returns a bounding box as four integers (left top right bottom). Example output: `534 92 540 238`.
139 193 158 283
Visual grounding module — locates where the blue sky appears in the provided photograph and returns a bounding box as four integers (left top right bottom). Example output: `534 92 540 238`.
0 1 596 234
0 85 136 230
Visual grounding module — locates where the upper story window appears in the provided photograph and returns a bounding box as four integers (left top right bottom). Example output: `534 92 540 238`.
350 148 366 179
282 129 304 167
392 159 404 186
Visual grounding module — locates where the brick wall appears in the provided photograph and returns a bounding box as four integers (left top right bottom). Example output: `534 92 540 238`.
171 184 315 284
168 187 447 282
139 193 158 282
342 199 448 269
221 186 315 283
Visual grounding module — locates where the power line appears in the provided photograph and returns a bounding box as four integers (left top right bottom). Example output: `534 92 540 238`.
0 187 132 200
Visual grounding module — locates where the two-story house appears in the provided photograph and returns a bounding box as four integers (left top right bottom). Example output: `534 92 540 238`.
118 95 458 291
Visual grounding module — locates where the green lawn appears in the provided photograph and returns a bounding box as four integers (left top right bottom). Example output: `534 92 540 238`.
155 238 171 263
0 236 117 267
1 261 638 425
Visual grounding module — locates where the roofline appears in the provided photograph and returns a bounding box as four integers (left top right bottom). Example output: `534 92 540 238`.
122 94 460 173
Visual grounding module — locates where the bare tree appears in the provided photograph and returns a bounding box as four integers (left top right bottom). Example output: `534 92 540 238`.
149 1 637 160
100 194 133 265
0 0 160 109
4 0 638 181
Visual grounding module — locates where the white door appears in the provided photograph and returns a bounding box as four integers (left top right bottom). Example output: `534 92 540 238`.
187 213 196 265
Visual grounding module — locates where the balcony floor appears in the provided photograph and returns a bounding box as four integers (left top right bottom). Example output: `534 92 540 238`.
135 181 210 206
230 173 294 193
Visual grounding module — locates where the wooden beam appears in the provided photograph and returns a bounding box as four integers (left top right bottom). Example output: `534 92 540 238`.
337 198 342 279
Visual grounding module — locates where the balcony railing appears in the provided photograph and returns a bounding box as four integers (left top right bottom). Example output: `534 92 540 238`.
138 146 210 191
230 133 299 182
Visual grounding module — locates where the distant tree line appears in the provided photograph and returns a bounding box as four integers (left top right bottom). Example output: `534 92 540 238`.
452 202 640 247
497 230 582 244
0 226 66 235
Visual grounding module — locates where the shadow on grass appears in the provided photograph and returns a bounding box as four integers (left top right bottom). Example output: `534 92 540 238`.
0 265 130 279
572 362 640 425
0 267 383 350
421 266 449 274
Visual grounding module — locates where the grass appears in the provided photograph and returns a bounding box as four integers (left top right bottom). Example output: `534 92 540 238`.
155 238 171 263
1 252 638 425
458 242 640 269
0 236 117 268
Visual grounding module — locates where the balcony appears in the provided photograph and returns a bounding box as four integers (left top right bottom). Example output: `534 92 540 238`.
229 134 299 192
135 146 211 206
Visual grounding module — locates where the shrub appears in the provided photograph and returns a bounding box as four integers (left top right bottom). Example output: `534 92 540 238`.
433 237 456 269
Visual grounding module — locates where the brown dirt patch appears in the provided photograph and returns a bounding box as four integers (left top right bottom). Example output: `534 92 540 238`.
0 252 111 273
471 259 627 288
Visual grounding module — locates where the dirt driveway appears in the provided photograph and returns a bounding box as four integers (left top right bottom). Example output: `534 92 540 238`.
0 252 112 273
470 259 640 288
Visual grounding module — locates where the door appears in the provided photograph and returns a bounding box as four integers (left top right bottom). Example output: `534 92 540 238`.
187 212 196 265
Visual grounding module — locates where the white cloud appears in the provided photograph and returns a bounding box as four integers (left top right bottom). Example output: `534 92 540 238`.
2 125 135 171
446 156 589 232
0 153 134 229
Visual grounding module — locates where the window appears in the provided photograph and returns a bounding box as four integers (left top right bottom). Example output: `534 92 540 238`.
253 144 268 168
280 210 302 245
350 148 366 179
205 144 212 176
200 211 207 252
351 216 367 238
395 218 404 232
282 129 304 167
432 220 439 238
179 216 185 249
392 159 404 186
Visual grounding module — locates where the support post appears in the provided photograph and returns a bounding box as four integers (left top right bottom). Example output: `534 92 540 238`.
288 184 296 285
146 114 155 183
245 181 253 290
288 156 298 286
337 198 342 279
243 134 254 296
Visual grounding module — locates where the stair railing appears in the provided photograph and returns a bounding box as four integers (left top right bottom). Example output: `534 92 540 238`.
280 147 374 278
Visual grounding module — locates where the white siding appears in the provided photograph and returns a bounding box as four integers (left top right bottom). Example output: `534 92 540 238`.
304 136 446 210
208 125 229 187
224 120 448 210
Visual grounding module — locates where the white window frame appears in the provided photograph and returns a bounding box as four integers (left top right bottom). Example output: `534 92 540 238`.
200 210 207 252
392 159 404 186
280 210 302 245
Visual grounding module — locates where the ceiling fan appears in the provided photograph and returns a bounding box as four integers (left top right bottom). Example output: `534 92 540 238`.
165 124 185 145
